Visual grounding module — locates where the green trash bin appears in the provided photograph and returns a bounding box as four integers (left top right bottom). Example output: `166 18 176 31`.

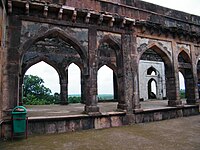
12 106 27 134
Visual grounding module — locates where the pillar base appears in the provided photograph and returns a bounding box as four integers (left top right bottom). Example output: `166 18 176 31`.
168 100 182 106
80 100 86 104
196 99 200 103
19 102 23 106
186 99 197 105
60 101 68 105
117 103 128 111
133 108 143 113
84 105 100 115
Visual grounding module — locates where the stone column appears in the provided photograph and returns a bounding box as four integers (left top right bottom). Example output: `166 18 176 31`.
81 72 86 104
113 72 118 101
131 33 141 111
168 41 182 106
117 31 141 113
186 44 198 104
60 77 68 105
2 16 21 110
84 27 99 114
18 76 23 105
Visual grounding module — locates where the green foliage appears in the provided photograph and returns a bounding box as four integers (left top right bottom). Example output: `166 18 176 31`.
23 75 114 105
23 75 51 97
23 94 49 105
23 75 60 105
68 96 81 103
98 94 114 100
180 89 186 99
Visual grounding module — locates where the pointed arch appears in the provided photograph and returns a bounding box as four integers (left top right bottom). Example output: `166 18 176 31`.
196 55 200 65
24 61 60 93
178 71 186 99
97 65 114 96
22 57 61 79
65 61 83 73
148 78 157 99
98 63 117 76
20 27 87 60
99 34 121 51
139 42 172 65
178 50 191 63
147 66 157 75
68 63 81 95
98 34 123 67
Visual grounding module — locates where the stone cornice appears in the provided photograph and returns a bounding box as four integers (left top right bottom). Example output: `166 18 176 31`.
7 0 200 43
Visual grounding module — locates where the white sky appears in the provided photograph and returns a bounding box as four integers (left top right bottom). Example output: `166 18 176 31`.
142 0 200 16
25 62 114 94
25 0 199 94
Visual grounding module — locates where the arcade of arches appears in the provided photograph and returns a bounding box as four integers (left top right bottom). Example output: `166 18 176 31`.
0 0 200 119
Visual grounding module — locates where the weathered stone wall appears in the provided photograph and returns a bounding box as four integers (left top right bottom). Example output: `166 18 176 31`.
1 105 199 139
0 0 7 121
0 0 199 117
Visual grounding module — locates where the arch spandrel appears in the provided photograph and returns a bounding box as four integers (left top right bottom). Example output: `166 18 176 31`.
98 34 121 51
97 34 123 69
22 57 61 79
20 28 87 60
178 50 192 64
138 42 172 65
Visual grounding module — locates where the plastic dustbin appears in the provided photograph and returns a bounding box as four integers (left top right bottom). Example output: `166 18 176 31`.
11 106 27 135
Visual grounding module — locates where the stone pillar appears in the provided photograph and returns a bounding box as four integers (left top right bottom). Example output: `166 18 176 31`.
18 76 23 105
0 4 6 119
60 77 68 105
186 45 198 104
131 33 141 111
117 31 141 113
113 72 118 101
81 72 86 104
84 27 99 114
2 16 21 110
168 41 182 106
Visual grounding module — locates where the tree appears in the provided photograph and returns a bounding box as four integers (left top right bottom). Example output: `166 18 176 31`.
23 75 56 105
23 75 52 97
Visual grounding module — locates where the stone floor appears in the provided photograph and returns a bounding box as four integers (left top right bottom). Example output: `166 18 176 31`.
1 115 200 150
26 99 188 117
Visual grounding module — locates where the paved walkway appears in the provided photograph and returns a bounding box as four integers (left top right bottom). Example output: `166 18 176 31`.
1 115 200 150
25 100 189 117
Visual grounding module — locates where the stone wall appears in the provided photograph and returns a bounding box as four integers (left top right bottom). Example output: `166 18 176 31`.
0 0 7 121
1 0 199 116
1 105 199 139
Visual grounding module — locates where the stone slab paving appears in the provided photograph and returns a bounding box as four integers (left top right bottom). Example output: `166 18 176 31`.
1 115 199 150
25 100 190 117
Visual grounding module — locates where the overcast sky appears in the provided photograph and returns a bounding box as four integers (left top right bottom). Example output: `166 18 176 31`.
142 0 200 16
25 0 200 94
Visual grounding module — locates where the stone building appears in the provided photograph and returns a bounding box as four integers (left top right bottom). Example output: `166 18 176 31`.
139 60 166 101
0 0 200 122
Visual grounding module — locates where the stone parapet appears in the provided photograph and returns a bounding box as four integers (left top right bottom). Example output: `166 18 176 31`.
1 106 199 139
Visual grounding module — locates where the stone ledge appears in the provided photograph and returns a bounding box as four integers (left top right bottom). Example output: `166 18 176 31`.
28 111 126 121
0 106 199 139
134 105 199 114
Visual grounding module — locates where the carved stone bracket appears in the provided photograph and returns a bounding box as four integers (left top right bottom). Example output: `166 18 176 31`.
25 2 29 15
58 8 63 20
85 12 91 24
8 0 12 14
43 5 48 18
98 14 103 25
72 10 77 22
